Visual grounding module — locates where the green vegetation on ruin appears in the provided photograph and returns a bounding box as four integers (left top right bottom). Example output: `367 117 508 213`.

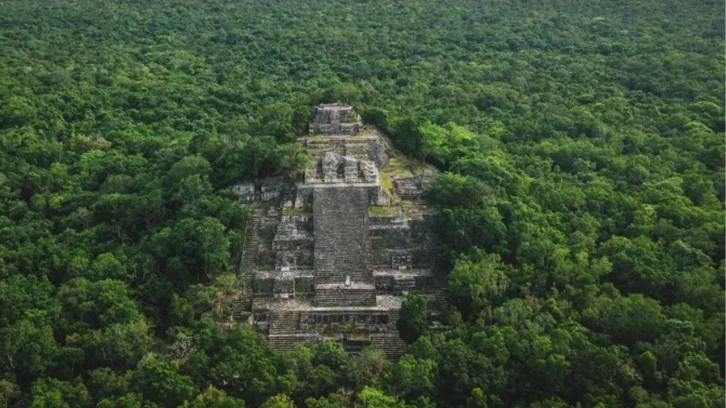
282 207 311 216
378 172 398 202
380 157 434 179
368 206 401 217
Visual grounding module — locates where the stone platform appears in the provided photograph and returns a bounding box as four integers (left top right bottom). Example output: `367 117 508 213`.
255 295 407 355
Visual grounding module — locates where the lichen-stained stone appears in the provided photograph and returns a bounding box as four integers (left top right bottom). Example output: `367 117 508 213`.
362 160 377 183
321 151 340 183
343 156 360 183
310 103 362 135
231 182 256 203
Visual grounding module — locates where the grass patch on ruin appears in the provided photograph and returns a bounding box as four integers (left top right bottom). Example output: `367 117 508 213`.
382 157 434 179
379 172 396 194
282 207 310 216
368 206 401 217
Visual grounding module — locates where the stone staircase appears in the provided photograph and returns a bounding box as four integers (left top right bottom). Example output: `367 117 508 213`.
228 298 252 320
370 333 408 358
239 204 267 277
267 310 318 352
426 287 450 309
401 199 429 220
314 285 377 307
313 187 373 285
268 334 314 352
342 338 372 354
269 310 300 335
389 308 400 323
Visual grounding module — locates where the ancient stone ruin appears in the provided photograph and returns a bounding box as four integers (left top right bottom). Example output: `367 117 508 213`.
231 103 444 357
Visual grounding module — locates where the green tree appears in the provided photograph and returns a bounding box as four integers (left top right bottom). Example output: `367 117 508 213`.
0 318 60 384
397 294 429 344
583 292 666 345
425 173 490 208
29 377 91 408
182 386 246 408
449 254 510 318
0 380 20 408
260 394 294 408
390 355 436 400
207 326 280 405
355 387 406 408
346 346 388 389
96 393 149 408
87 367 130 402
392 118 424 159
131 355 197 407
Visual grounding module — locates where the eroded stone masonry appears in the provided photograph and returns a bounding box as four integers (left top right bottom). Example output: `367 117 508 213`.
231 104 445 357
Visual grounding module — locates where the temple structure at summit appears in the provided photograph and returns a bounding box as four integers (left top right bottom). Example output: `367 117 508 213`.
231 103 445 356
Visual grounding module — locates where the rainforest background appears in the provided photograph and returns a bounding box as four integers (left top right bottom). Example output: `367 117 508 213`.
0 0 724 407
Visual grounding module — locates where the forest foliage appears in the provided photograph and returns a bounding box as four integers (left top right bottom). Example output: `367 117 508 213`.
0 0 723 407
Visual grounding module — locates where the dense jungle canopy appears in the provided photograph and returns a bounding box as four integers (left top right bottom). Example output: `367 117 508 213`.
0 0 724 407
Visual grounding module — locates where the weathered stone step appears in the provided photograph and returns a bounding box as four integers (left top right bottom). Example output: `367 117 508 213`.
268 334 316 352
228 296 253 318
240 205 270 276
314 285 377 307
269 311 300 335
313 186 374 285
370 334 408 358
426 288 450 302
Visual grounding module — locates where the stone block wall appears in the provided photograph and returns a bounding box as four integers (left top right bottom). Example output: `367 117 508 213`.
369 226 411 249
273 278 294 295
409 248 434 269
309 104 362 135
298 310 395 334
374 275 396 291
275 249 314 271
231 182 256 203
